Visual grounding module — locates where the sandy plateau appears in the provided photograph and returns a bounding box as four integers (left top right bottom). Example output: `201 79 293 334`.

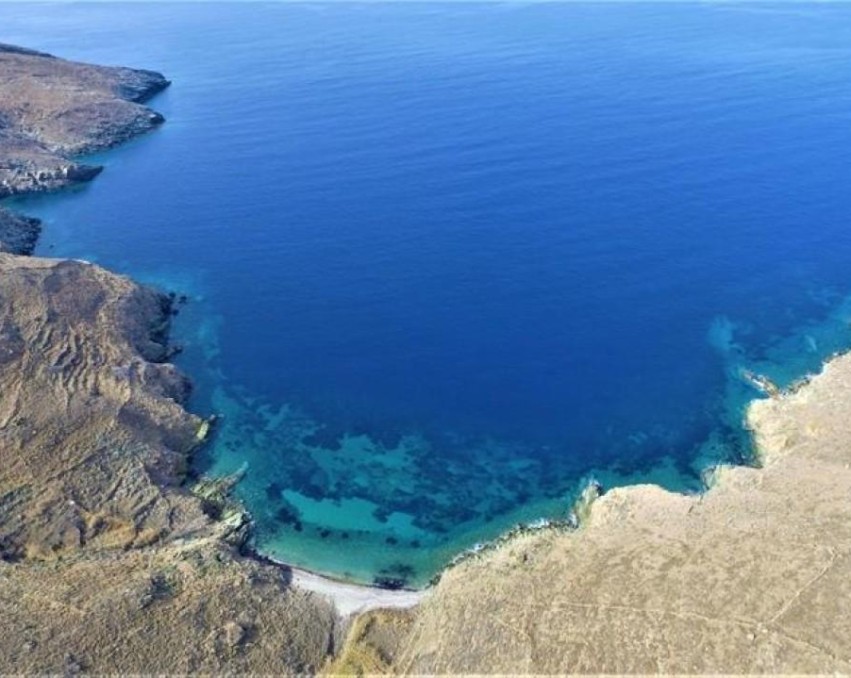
2 42 851 676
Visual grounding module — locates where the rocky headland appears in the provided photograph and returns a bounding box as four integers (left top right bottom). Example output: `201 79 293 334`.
0 205 40 254
0 43 167 199
3 42 851 676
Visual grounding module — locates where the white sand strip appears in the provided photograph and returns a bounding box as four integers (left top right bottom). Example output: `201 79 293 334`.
290 566 427 617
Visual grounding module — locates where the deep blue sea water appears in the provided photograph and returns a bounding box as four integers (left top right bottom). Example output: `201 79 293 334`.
5 2 851 585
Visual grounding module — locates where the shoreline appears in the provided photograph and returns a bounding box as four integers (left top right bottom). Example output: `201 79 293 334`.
393 349 851 672
243 542 428 614
0 38 842 591
289 562 426 617
0 40 434 606
5 35 839 596
5 37 851 674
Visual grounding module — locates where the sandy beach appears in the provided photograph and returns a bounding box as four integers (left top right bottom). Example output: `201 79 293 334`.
289 566 427 617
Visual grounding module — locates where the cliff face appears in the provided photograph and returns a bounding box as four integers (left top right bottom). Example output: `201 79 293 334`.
0 46 337 674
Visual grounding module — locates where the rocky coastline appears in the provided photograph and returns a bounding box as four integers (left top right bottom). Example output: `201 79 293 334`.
0 44 200 562
0 44 340 674
386 357 851 674
0 43 168 200
0 205 40 254
3 41 851 676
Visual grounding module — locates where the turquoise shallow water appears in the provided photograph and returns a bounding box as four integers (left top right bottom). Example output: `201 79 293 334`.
5 2 851 586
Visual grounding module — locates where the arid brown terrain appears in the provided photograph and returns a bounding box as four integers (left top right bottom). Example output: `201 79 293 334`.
0 43 167 199
3 41 851 677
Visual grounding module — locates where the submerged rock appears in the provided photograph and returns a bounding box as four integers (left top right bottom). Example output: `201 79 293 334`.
741 368 781 397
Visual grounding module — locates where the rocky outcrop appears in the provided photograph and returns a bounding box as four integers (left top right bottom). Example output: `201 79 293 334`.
0 42 168 206
0 45 190 558
0 255 202 560
0 42 169 254
0 254 338 673
0 206 40 254
0 140 103 198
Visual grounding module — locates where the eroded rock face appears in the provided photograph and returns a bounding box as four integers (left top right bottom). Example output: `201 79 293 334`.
0 45 339 674
0 47 188 559
0 43 170 255
0 255 337 673
0 250 341 674
0 254 205 560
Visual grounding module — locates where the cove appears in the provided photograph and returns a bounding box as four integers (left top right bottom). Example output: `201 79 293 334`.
6 2 851 586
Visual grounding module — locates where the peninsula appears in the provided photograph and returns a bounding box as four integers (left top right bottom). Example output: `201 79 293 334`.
2 43 851 675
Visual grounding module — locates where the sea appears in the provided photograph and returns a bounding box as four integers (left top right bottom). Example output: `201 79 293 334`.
5 1 851 586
